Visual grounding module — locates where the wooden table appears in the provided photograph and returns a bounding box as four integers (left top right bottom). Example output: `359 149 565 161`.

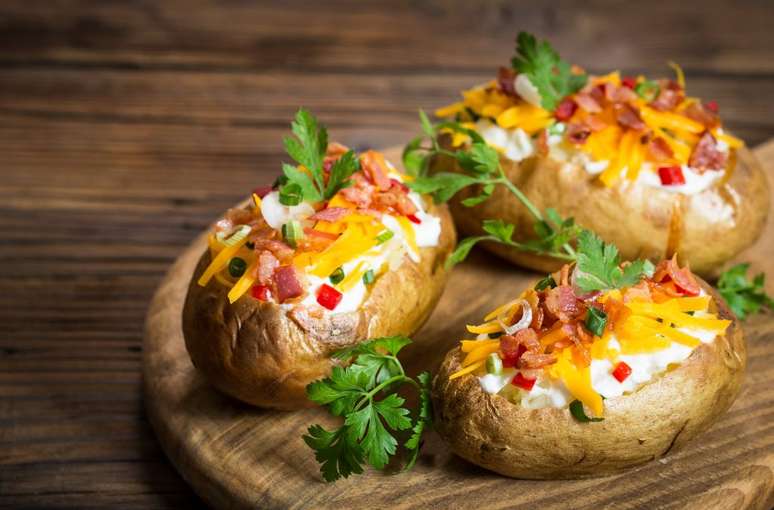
1 1 773 508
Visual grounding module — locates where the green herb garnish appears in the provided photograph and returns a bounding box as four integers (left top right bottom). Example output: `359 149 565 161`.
279 109 359 205
585 307 608 337
486 353 503 375
281 220 304 249
228 257 247 278
304 337 431 482
375 230 394 244
574 230 654 293
717 263 774 320
534 275 557 291
635 80 660 102
569 400 604 423
511 31 588 111
362 269 375 285
329 267 345 285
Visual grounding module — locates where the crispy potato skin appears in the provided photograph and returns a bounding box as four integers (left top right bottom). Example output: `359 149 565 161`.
439 143 769 278
182 202 456 410
432 280 745 479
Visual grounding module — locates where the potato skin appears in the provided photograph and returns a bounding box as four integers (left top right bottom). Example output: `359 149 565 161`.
431 280 745 479
440 143 769 278
182 202 456 410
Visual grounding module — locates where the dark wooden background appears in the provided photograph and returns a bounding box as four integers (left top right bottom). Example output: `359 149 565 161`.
1 1 773 508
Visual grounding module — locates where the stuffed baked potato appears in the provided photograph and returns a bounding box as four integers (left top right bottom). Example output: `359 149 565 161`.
433 33 769 277
432 255 745 478
183 111 456 410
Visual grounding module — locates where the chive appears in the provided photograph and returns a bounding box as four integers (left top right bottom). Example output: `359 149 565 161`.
486 353 503 375
569 400 604 423
329 267 345 285
279 182 303 206
375 230 394 244
635 80 660 102
362 269 375 285
488 332 501 339
228 257 247 278
534 275 556 291
281 220 304 248
585 307 607 337
273 175 288 189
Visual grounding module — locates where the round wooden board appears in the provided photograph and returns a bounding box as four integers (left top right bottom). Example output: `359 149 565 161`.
144 145 774 510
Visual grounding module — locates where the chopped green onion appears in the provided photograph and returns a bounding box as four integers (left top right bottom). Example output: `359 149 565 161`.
547 122 565 136
279 182 303 206
329 267 345 285
362 269 375 285
375 230 394 244
569 400 604 423
635 80 660 102
585 307 607 337
281 220 304 248
486 353 503 375
222 225 251 247
228 257 247 278
534 275 556 291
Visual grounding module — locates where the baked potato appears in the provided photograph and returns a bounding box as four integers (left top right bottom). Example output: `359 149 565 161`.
432 32 769 277
183 111 456 410
432 257 745 478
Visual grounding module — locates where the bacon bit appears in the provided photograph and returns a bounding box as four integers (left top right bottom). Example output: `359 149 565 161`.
623 281 652 303
272 265 304 303
253 186 273 198
524 291 544 330
584 115 609 132
622 76 637 89
225 207 254 226
360 150 392 191
705 100 719 113
373 184 418 216
326 142 349 158
519 351 557 369
653 256 700 296
214 218 233 233
648 137 675 162
309 207 351 222
576 323 593 344
500 328 540 367
340 173 375 208
389 178 409 193
610 85 638 103
553 264 571 287
545 286 583 322
512 372 537 391
650 80 684 111
689 131 727 173
615 103 646 131
254 239 295 264
566 123 591 144
254 250 279 285
574 93 602 113
555 98 578 121
571 345 592 368
683 102 720 129
536 129 550 156
497 66 518 96
303 228 338 241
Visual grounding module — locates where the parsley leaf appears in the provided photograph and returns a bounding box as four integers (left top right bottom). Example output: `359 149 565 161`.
304 337 431 482
511 31 587 111
325 149 359 199
404 371 432 470
717 263 774 320
574 230 650 292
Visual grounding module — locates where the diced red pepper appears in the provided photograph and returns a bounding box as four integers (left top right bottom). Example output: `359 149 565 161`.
704 100 719 113
251 284 271 301
622 76 637 89
253 186 273 198
390 178 409 193
406 213 421 224
512 372 536 391
554 98 577 121
658 165 686 186
612 361 632 383
316 284 343 311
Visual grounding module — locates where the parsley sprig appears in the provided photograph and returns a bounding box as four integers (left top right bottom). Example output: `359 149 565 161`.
304 336 432 482
717 263 774 320
279 109 360 206
511 31 587 111
574 230 655 293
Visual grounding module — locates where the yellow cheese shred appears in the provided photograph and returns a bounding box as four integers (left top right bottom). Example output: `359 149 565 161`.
198 235 249 286
463 342 501 367
227 260 258 304
466 321 502 335
449 359 486 380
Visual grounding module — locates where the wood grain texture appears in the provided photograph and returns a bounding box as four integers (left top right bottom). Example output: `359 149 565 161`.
142 145 774 510
2 1 774 508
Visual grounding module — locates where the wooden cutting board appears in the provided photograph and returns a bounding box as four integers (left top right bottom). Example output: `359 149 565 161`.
143 142 774 510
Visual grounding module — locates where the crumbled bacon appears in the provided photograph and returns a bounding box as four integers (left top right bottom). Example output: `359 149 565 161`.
574 93 602 113
373 181 418 216
566 123 591 144
272 265 304 303
544 286 583 322
653 256 700 296
615 103 646 131
623 280 652 303
225 207 254 226
360 150 392 191
647 137 674 162
309 207 351 222
555 98 578 121
519 351 557 369
649 80 684 111
683 102 720 129
254 250 279 285
340 173 375 208
497 66 517 96
253 239 295 264
689 131 727 172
